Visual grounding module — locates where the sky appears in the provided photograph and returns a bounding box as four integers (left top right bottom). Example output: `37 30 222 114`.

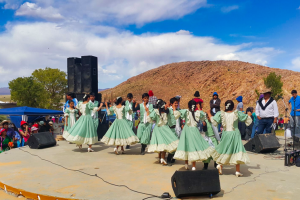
0 0 299 88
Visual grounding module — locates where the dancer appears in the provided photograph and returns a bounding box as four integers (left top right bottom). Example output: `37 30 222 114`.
63 94 102 152
123 93 136 149
207 100 252 177
166 97 181 164
135 93 154 155
90 93 100 130
147 99 179 165
101 97 139 154
202 116 219 169
174 100 214 170
64 101 78 131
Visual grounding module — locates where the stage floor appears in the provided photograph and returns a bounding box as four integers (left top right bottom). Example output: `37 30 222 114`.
0 136 299 200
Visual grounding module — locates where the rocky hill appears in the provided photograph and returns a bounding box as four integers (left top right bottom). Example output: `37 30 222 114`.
100 60 299 116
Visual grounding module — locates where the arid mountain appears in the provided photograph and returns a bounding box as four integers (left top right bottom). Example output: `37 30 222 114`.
100 60 299 116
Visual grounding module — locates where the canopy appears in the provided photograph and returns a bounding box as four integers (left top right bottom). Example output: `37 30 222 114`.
0 106 63 116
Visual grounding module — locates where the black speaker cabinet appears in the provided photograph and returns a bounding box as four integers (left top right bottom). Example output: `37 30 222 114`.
67 56 99 100
244 134 280 153
28 132 57 149
171 170 221 198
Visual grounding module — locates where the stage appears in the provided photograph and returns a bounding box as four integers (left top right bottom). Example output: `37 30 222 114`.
0 136 299 200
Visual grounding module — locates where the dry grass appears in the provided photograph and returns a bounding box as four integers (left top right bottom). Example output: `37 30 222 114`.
0 95 11 102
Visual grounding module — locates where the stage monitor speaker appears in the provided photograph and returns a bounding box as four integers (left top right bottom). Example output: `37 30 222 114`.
171 169 221 198
81 55 98 95
28 132 57 149
244 133 280 153
67 57 81 93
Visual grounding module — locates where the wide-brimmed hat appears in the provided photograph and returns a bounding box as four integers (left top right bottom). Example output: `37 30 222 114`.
261 88 272 94
31 126 38 131
0 120 10 125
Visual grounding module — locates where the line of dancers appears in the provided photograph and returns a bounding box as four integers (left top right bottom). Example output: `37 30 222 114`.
63 93 253 177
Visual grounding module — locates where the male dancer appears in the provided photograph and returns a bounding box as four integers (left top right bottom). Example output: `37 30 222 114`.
135 93 154 155
123 93 136 149
166 97 181 165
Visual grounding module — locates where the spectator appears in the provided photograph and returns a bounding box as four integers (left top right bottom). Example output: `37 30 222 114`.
278 118 284 130
175 95 181 109
49 121 54 134
10 123 23 147
148 90 157 108
0 128 12 152
19 121 31 145
289 90 300 137
39 121 47 132
63 92 78 112
236 96 244 111
255 88 279 134
0 120 15 139
193 91 203 110
31 126 39 134
52 117 63 138
210 92 221 116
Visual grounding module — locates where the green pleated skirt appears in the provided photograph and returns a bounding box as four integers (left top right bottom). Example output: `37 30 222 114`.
147 125 179 153
211 130 250 165
174 125 215 162
101 119 139 146
63 115 98 145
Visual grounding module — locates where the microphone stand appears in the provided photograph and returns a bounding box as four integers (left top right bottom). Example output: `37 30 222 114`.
280 97 292 152
293 99 296 151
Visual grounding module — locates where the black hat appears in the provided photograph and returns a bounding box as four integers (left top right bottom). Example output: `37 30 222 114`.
291 90 297 94
194 91 200 97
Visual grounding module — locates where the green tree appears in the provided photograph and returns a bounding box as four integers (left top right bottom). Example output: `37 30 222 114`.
9 77 46 108
263 72 283 101
32 67 67 110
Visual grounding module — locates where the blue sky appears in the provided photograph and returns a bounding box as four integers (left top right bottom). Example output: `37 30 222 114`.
0 0 299 88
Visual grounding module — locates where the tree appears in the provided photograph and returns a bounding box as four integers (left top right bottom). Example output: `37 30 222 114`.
9 77 46 108
263 72 283 101
32 67 67 110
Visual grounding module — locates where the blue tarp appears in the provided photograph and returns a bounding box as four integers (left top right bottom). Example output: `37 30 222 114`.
9 116 45 128
0 106 63 116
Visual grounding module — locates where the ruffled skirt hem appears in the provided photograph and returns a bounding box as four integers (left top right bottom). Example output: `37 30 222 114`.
211 151 250 165
147 140 179 153
174 146 215 162
63 131 98 145
100 135 139 146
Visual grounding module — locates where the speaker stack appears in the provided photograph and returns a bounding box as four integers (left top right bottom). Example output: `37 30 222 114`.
171 169 221 198
244 133 280 153
67 56 100 101
28 132 57 149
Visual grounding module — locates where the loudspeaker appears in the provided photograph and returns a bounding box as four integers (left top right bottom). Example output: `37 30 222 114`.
97 109 109 140
28 132 57 149
67 57 81 93
67 55 99 100
244 134 280 153
81 55 98 95
171 170 221 198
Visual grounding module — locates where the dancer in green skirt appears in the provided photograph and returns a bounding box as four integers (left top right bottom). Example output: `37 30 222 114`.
101 97 139 155
207 100 252 177
123 93 136 149
147 99 180 165
89 93 100 130
63 101 79 132
63 94 102 152
174 100 215 171
135 93 154 155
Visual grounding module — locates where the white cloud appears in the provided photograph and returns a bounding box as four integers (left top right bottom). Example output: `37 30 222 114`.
291 57 300 69
9 0 207 25
15 2 64 21
0 0 23 9
0 22 281 87
221 5 239 13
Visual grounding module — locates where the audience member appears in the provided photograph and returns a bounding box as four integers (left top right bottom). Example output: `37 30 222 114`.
289 90 300 137
148 90 157 108
19 121 31 145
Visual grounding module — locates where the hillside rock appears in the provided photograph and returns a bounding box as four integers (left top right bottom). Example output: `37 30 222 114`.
101 60 298 116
